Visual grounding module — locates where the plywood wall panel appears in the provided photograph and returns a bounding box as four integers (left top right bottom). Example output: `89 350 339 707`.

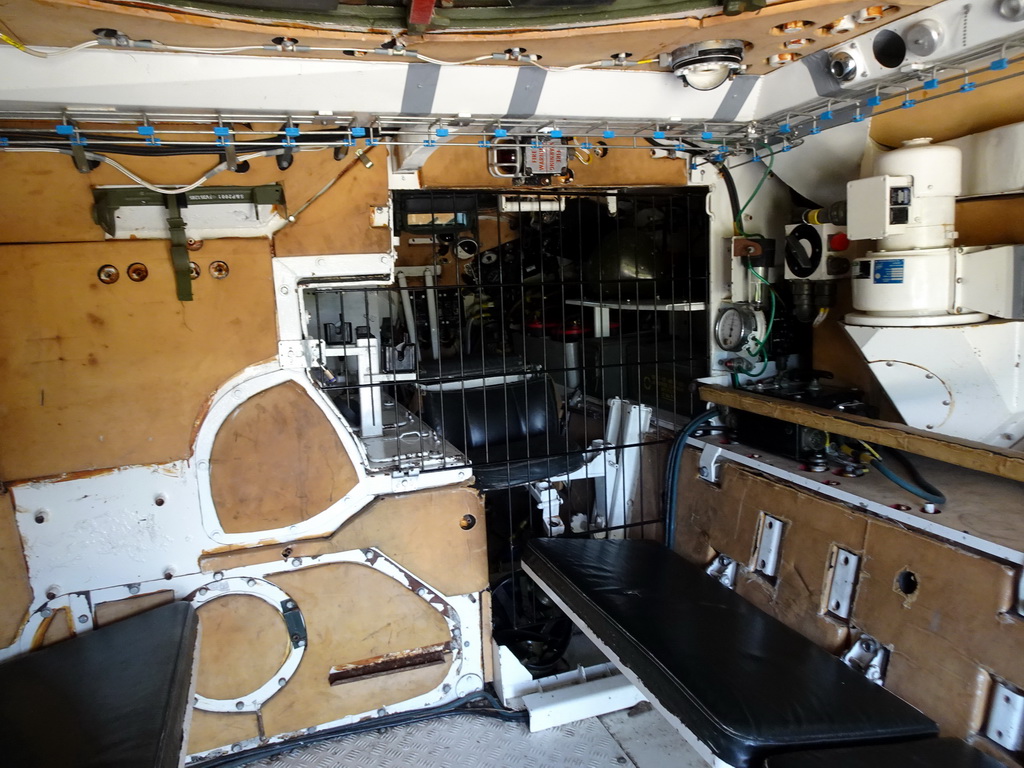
0 239 277 480
210 381 359 534
200 485 488 599
273 146 391 257
187 710 260 756
870 60 1024 148
261 563 452 736
0 491 31 648
418 137 688 189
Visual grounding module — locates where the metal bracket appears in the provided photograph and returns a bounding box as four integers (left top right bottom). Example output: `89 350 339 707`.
281 598 307 649
278 339 324 370
825 547 861 620
985 678 1024 752
842 634 888 685
697 442 723 484
706 553 738 589
753 513 784 578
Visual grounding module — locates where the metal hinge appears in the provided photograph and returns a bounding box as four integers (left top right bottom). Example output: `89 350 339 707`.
985 678 1024 752
824 547 861 620
842 634 888 685
753 513 784 578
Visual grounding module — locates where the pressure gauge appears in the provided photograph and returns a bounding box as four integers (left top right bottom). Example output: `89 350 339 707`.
714 303 758 352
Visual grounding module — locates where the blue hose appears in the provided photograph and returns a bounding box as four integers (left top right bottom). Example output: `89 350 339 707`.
869 457 946 505
664 408 720 548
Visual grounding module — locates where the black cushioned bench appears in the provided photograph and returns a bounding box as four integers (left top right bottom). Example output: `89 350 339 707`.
763 737 1005 767
522 538 939 767
0 601 198 768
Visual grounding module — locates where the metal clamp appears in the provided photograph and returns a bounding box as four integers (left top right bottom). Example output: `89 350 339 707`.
697 442 723 484
706 553 738 589
825 547 861 620
985 678 1024 752
842 634 888 685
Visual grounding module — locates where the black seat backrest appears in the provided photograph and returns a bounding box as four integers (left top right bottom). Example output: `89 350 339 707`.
421 376 559 452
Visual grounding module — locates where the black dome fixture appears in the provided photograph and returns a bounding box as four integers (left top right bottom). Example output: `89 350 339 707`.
668 39 746 91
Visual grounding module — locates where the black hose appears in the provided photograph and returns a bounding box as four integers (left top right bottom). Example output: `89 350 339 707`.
869 446 946 505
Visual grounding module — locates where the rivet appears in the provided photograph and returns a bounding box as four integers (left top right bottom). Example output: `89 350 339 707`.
279 286 290 295
235 701 245 711
291 557 302 567
278 677 287 686
77 614 89 624
213 571 224 581
247 578 257 587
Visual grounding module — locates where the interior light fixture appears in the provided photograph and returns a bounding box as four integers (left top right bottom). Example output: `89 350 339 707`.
668 39 746 90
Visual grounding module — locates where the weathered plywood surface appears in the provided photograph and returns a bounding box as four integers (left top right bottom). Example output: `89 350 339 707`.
201 485 488 598
871 59 1024 147
854 520 1024 738
187 710 260 756
94 590 174 628
675 450 862 652
210 381 359 534
0 239 277 480
262 563 452 737
0 142 387 251
195 595 291 700
272 146 391 257
418 137 688 189
0 491 31 648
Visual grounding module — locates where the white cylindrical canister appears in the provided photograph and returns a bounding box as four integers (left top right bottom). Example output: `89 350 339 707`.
874 138 960 251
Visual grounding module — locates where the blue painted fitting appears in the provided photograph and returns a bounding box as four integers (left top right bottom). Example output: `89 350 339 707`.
867 95 882 107
778 123 791 134
351 126 366 137
0 137 8 147
137 125 155 136
701 131 713 140
652 130 666 139
810 125 822 135
852 114 865 123
901 98 916 109
55 124 75 136
820 110 834 120
494 127 508 138
991 57 1010 70
752 154 763 163
923 79 939 90
603 129 615 138
579 141 592 150
781 144 793 152
436 127 449 137
423 138 437 147
365 137 379 146
550 129 563 138
478 140 492 148
214 126 231 137
284 126 300 137
689 162 698 171
960 81 976 92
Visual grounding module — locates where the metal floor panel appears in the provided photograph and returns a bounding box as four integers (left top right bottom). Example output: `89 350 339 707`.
244 714 637 768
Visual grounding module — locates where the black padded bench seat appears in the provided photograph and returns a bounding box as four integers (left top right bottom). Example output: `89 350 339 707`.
0 601 198 768
763 737 1004 767
522 539 938 767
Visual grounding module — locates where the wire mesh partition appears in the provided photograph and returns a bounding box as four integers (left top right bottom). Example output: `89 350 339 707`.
303 188 709 578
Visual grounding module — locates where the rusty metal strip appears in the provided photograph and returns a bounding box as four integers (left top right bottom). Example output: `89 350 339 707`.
328 641 452 686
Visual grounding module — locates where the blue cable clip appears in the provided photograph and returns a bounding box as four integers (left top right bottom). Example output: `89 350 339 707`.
365 136 379 146
494 127 508 138
991 57 1010 70
530 138 542 147
282 125 300 145
701 130 713 141
137 125 160 146
478 140 492 148
820 109 834 120
350 126 366 138
867 95 882 107
0 137 8 148
752 153 763 163
960 81 976 92
810 125 822 135
778 123 791 135
435 127 450 137
652 130 666 140
901 98 916 109
550 129 563 138
852 112 865 123
602 129 615 139
423 138 437 147
55 124 75 137
579 140 592 150
689 161 698 171
214 126 231 146
781 143 793 152
923 79 940 90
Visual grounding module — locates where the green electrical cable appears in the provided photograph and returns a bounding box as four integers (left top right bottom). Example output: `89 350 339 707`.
734 149 775 236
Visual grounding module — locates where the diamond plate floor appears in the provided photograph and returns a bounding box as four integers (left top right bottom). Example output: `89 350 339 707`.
243 710 683 768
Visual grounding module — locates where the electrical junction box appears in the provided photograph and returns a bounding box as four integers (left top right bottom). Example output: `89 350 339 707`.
846 175 913 241
958 245 1024 320
783 223 851 281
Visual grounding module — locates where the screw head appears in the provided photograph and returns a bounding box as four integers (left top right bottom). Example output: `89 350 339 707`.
209 261 230 279
127 262 149 282
97 264 120 284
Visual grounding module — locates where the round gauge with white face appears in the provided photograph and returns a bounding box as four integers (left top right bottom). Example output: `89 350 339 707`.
714 304 757 352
